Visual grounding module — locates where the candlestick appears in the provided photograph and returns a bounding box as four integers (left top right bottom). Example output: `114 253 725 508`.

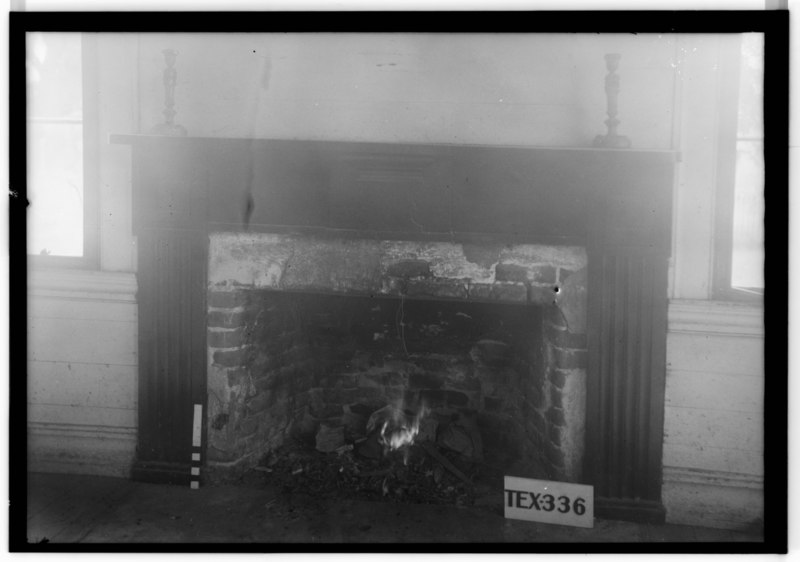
593 53 630 149
151 49 187 136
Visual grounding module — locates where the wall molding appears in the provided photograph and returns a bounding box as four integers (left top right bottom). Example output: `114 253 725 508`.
28 420 137 440
28 269 137 303
28 421 136 478
663 465 763 490
668 299 763 337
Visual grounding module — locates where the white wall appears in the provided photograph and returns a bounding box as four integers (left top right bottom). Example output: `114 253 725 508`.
662 301 764 530
137 33 676 148
27 34 139 477
662 34 764 530
27 33 764 531
27 269 138 477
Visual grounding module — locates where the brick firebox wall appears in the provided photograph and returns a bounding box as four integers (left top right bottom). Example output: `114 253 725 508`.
205 233 588 483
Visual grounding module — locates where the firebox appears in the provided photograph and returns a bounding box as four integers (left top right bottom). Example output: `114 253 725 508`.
205 234 588 487
117 135 675 522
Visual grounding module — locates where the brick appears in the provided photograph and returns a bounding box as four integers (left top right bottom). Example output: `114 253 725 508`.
208 328 246 349
545 323 587 350
213 347 252 368
246 391 272 415
251 351 281 375
349 353 375 372
309 388 339 418
206 447 237 463
520 396 533 418
238 413 260 436
383 359 418 374
226 367 249 387
207 290 251 309
208 309 248 329
548 423 563 446
445 376 481 392
494 263 529 284
333 372 360 389
406 279 468 300
384 385 405 403
484 396 503 412
445 390 469 407
546 407 565 427
544 304 568 327
293 390 311 410
527 386 545 409
419 389 446 407
545 441 565 468
333 386 383 406
558 268 576 282
403 390 419 407
469 282 527 303
550 368 567 389
380 277 407 296
315 424 345 453
210 412 229 431
529 265 557 284
531 410 547 436
529 285 558 306
531 366 546 389
383 371 405 386
386 259 432 279
553 346 588 369
549 384 563 408
342 410 367 438
416 357 448 373
254 374 278 394
354 372 383 388
525 420 544 446
409 372 444 390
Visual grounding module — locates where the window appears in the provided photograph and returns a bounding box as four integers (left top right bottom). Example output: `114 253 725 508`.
714 33 765 300
26 32 97 266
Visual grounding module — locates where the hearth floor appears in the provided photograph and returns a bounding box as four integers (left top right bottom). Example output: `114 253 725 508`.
22 472 763 546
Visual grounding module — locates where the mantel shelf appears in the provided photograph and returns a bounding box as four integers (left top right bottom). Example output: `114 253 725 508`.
110 133 678 158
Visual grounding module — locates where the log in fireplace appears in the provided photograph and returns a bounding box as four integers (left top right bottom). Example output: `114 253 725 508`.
114 135 675 523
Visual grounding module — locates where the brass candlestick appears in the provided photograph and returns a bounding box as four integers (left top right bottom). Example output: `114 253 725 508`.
151 49 187 136
593 53 630 149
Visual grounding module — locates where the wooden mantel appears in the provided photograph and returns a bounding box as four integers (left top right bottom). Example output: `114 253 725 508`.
113 134 676 523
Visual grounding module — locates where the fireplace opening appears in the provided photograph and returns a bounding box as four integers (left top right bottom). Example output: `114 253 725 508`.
206 233 588 506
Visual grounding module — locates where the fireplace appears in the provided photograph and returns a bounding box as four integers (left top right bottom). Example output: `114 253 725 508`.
205 233 588 486
116 135 675 522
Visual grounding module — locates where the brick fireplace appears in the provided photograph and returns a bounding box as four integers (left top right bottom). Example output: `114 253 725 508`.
117 135 675 522
204 234 588 483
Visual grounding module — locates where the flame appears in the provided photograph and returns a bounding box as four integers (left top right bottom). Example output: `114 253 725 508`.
377 402 429 463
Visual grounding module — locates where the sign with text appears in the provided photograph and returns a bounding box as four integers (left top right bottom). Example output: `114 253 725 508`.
504 476 594 528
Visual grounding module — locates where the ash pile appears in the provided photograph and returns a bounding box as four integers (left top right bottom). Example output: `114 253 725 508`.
256 403 493 506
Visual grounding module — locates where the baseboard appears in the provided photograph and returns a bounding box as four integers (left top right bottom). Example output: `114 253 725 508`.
663 466 763 489
131 460 192 486
662 466 764 531
27 421 136 478
595 497 666 524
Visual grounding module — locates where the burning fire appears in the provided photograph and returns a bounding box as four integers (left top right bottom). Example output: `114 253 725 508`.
369 401 429 464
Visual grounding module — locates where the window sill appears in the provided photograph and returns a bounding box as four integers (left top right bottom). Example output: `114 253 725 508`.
668 299 763 337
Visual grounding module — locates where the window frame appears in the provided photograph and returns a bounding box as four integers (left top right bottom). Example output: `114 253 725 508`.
712 33 764 303
26 32 99 270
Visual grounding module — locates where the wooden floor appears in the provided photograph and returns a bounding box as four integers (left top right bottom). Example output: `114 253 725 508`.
21 472 765 548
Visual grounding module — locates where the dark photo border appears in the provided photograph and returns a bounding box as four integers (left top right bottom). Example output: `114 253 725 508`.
8 9 788 554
